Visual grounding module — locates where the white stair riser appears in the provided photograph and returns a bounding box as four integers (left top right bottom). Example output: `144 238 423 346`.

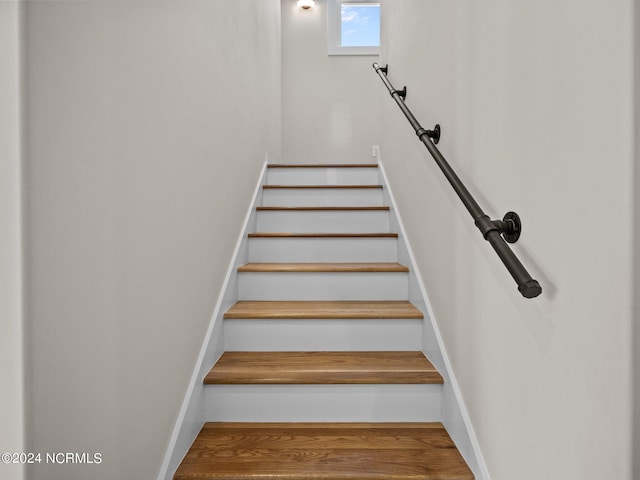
248 237 398 262
224 319 423 351
238 272 408 301
267 167 379 186
256 210 390 233
205 384 442 422
262 188 383 207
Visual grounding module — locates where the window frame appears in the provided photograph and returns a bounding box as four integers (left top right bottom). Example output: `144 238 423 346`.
327 0 381 56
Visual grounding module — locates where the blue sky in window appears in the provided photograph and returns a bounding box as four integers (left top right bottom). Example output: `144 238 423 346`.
341 4 380 47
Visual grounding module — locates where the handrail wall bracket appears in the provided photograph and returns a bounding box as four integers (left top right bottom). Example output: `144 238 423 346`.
476 212 521 244
372 62 541 299
416 125 441 145
391 86 407 100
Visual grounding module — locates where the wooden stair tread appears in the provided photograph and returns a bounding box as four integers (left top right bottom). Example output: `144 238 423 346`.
263 184 382 189
256 206 390 211
248 232 398 238
173 422 474 480
238 262 409 273
224 301 424 319
268 163 378 168
205 351 443 385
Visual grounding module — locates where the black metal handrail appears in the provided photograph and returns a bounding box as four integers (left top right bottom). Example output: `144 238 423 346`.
373 63 542 298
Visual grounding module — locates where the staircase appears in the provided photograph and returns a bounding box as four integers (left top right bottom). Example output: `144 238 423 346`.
173 163 474 480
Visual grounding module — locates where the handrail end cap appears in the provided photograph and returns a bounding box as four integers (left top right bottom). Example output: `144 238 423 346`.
519 280 542 298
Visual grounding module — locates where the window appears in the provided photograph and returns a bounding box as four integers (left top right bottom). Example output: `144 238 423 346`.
328 0 380 56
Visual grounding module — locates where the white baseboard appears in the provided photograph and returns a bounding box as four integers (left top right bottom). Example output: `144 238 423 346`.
204 384 442 422
248 236 398 263
225 318 422 352
238 271 408 301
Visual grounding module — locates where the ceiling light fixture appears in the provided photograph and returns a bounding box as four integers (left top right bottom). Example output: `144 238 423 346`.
297 0 315 9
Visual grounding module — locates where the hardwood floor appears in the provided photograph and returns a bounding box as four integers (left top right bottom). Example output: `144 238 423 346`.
267 164 380 168
263 184 383 189
237 263 409 273
223 301 424 320
204 351 443 385
174 423 474 480
256 206 390 211
248 233 398 238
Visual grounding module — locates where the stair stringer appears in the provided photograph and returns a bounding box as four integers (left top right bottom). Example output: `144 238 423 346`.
378 159 491 480
156 159 269 480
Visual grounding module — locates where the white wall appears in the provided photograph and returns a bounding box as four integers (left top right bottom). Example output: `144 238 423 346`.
24 1 281 479
0 3 25 480
379 1 634 479
281 0 380 164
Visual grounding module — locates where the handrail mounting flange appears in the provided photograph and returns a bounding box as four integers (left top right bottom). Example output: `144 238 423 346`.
417 124 441 145
500 211 521 244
